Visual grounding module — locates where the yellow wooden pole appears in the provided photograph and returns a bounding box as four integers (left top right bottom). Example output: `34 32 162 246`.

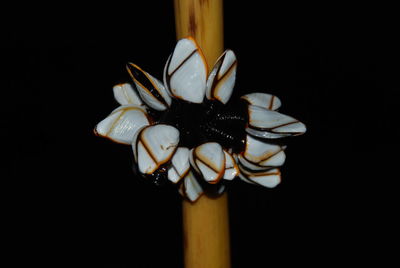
174 0 224 66
182 193 230 268
174 1 230 267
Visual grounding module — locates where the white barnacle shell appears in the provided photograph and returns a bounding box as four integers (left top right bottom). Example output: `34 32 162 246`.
223 150 239 180
167 147 190 184
127 63 171 111
241 92 281 110
163 37 208 103
179 171 203 202
190 142 225 184
241 135 286 169
113 83 144 106
239 167 281 188
94 105 151 144
133 124 179 174
206 49 237 104
246 105 306 138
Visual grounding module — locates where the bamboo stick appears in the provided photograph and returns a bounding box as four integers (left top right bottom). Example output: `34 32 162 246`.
174 1 231 267
174 0 224 66
182 193 230 268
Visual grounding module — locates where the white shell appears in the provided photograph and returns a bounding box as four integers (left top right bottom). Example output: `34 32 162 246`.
223 150 239 180
246 105 306 138
190 142 225 184
163 37 208 103
179 171 203 202
167 147 190 184
238 173 257 185
95 105 150 144
134 124 179 174
131 125 146 162
243 135 286 168
206 50 237 104
113 83 143 106
239 167 281 188
238 155 271 171
127 63 171 111
241 92 281 110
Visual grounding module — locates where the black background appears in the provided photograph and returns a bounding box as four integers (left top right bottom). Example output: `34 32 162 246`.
7 2 397 267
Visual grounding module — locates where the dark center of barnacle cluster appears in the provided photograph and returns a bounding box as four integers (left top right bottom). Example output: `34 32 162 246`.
141 98 248 188
160 98 248 153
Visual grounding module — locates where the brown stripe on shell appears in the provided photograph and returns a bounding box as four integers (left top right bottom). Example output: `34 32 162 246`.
170 162 190 184
168 49 198 77
224 166 240 179
137 140 158 172
192 147 224 184
224 150 239 177
238 166 281 187
135 126 178 174
105 110 127 137
209 52 237 102
268 95 275 110
96 106 151 145
208 53 224 98
180 172 204 202
164 49 196 100
240 94 280 111
242 145 286 167
247 119 303 135
164 37 208 100
145 136 177 172
126 63 168 107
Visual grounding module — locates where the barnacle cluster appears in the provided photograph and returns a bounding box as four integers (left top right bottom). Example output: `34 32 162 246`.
95 37 306 202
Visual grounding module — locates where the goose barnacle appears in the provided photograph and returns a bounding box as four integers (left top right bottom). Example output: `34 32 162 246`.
95 37 306 202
